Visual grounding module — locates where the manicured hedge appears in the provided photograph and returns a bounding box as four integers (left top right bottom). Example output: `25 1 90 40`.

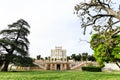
82 66 102 72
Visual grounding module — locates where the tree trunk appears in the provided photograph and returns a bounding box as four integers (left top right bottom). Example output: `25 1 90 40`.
116 62 120 68
1 61 9 72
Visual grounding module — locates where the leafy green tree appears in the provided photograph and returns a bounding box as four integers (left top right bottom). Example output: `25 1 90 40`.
90 30 120 68
70 53 95 61
45 57 48 60
74 0 120 68
67 56 71 61
88 18 120 68
71 54 76 61
76 54 81 61
0 19 31 71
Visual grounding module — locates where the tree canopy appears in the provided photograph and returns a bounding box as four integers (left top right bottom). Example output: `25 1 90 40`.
68 53 95 61
0 19 33 71
36 55 41 60
75 0 120 68
74 0 120 34
90 33 120 67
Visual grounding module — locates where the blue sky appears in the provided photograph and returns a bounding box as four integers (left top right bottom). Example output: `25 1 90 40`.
0 0 93 58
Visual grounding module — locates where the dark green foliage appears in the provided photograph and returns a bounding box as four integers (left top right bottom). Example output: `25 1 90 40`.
36 55 41 60
69 53 96 61
71 54 76 60
70 53 82 61
0 19 32 71
82 53 88 61
82 66 102 72
76 54 81 61
0 55 4 67
13 55 36 67
88 55 96 61
67 56 70 60
45 57 48 60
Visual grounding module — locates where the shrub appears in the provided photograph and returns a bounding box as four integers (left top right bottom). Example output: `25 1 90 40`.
82 66 102 72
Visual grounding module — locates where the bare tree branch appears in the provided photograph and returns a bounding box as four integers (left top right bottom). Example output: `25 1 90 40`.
75 0 120 34
79 38 90 43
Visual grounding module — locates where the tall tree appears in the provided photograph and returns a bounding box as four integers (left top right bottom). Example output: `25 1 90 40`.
45 57 48 60
90 19 120 68
90 33 120 68
88 55 96 61
82 52 88 61
74 0 120 68
67 56 71 61
0 54 4 68
0 19 31 71
36 55 41 60
76 54 82 61
71 54 76 61
74 0 120 34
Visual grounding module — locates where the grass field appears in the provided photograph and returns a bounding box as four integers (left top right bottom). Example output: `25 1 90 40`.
0 70 120 80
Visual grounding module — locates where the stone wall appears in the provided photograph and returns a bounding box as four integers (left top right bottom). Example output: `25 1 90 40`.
103 63 120 71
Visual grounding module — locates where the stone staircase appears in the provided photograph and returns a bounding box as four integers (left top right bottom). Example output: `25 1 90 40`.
70 61 87 70
34 62 46 70
70 62 84 70
69 61 95 70
33 60 98 70
34 61 89 70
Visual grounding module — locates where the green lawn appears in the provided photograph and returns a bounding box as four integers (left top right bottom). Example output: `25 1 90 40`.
0 70 120 80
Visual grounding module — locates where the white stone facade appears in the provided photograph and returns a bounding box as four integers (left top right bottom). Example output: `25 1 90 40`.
51 46 67 61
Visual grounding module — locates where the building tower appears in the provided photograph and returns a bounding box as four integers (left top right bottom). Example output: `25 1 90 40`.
51 46 67 61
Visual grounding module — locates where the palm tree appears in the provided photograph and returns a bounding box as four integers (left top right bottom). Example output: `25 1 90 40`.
0 19 30 71
37 55 41 60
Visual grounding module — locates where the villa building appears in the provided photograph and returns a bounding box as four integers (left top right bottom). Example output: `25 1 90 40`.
9 46 119 71
33 46 96 71
45 46 69 70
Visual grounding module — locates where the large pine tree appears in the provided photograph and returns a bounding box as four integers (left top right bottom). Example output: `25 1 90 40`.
0 19 32 71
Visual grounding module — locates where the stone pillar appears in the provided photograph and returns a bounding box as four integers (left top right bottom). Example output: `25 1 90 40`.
22 67 24 70
64 64 67 70
50 64 53 70
60 64 63 70
45 64 48 70
54 64 57 70
69 64 72 68
16 66 18 70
